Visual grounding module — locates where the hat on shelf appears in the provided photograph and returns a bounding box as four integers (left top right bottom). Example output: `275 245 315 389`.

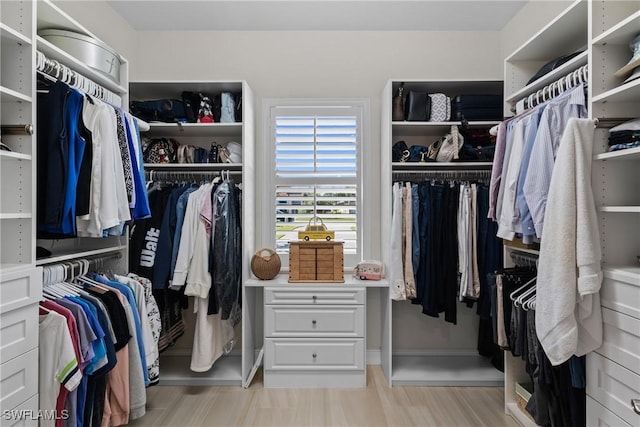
614 33 640 78
623 66 640 84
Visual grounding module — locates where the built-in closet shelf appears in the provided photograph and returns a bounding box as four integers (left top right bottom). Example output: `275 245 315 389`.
505 51 588 104
505 0 587 62
35 245 127 266
599 206 640 213
392 162 493 170
595 147 640 161
392 121 499 135
0 263 31 274
602 265 640 283
0 23 32 45
145 163 242 171
391 355 503 386
503 245 539 256
0 213 31 220
592 10 640 46
146 122 243 138
505 402 538 427
37 0 94 41
0 151 32 161
0 86 32 103
35 37 126 95
592 78 640 104
157 354 242 386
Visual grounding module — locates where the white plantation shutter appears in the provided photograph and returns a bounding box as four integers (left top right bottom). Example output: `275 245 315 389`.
271 105 361 263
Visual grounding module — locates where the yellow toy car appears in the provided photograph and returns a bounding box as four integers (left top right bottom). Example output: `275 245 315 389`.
298 217 335 241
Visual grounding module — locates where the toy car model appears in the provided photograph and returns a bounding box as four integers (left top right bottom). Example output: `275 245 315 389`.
298 217 335 241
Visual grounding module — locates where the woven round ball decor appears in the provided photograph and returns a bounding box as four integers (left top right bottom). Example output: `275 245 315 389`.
251 248 281 280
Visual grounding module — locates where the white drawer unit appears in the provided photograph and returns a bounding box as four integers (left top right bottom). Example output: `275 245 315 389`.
587 397 631 427
2 394 39 427
265 287 365 305
597 307 640 375
264 338 365 370
0 268 42 313
263 286 366 388
600 268 640 320
0 348 38 413
586 352 640 427
264 305 365 337
0 304 38 363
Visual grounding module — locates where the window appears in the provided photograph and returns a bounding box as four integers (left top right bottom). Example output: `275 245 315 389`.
265 101 365 268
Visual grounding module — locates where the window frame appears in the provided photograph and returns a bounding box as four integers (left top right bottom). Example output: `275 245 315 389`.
262 98 369 269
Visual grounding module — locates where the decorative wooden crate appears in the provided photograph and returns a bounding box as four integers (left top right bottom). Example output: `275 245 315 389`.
289 241 344 283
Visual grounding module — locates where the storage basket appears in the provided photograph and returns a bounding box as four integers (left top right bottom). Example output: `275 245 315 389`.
251 248 281 280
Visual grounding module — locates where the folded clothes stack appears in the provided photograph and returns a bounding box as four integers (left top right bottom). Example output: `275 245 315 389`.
608 118 640 152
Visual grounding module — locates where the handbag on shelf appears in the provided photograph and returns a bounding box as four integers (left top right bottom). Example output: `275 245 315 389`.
428 93 451 122
392 82 405 121
408 145 431 162
435 125 464 162
404 91 431 121
392 140 410 162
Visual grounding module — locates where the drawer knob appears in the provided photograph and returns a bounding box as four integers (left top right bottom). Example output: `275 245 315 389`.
312 353 317 359
312 320 317 325
633 399 640 415
312 295 317 301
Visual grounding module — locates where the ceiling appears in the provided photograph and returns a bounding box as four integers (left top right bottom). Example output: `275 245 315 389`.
106 0 528 32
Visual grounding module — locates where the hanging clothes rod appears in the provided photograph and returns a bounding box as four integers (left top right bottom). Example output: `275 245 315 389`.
510 250 538 268
42 252 122 285
393 169 492 182
36 50 122 106
146 169 242 182
1 124 34 135
515 64 588 112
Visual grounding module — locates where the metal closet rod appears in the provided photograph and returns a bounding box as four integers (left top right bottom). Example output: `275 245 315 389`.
1 124 33 135
393 169 492 181
510 250 538 267
147 169 242 181
42 252 122 280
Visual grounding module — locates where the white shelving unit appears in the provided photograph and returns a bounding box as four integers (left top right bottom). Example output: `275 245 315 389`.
129 80 256 387
0 0 40 420
589 2 640 425
33 0 131 269
502 1 589 425
380 78 504 387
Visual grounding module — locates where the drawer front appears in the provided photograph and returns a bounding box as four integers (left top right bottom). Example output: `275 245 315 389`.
0 348 38 412
265 338 364 370
600 271 640 319
597 307 640 374
587 353 640 427
265 305 365 337
587 396 631 427
0 268 41 314
3 394 39 427
0 304 38 362
265 287 365 305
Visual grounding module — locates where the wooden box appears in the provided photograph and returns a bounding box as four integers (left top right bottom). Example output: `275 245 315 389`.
289 241 344 283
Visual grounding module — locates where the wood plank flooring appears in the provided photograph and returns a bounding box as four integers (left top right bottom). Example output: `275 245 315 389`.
128 366 519 427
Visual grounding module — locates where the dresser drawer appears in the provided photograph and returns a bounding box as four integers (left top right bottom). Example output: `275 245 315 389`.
600 268 640 319
265 305 365 337
0 268 41 314
2 394 39 427
0 348 38 412
264 338 364 371
597 307 640 374
0 304 38 363
265 287 365 305
587 396 631 427
587 352 640 427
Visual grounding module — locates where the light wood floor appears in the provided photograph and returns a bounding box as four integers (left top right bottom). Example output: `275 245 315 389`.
127 366 519 427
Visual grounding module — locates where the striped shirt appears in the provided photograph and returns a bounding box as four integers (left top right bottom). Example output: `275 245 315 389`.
523 85 587 238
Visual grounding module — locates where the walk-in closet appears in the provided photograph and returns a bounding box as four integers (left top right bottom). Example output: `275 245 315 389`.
1 1 638 426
